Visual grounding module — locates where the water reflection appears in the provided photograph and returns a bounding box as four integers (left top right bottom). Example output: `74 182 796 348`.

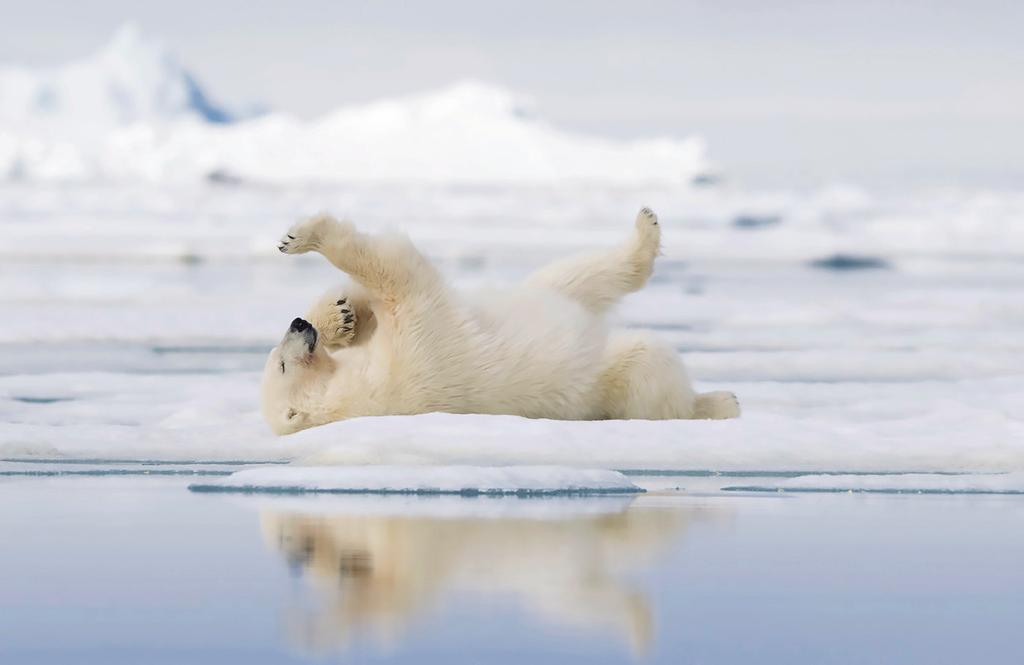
259 496 717 657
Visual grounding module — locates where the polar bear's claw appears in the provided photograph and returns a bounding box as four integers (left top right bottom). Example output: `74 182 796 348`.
278 214 337 254
306 291 358 347
637 207 658 226
278 227 310 254
334 298 357 345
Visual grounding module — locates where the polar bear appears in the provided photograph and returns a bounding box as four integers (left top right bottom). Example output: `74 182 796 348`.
261 208 739 435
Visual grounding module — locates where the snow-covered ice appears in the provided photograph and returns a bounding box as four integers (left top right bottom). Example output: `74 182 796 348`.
3 389 1021 473
291 406 1023 473
0 185 1021 481
0 27 1021 488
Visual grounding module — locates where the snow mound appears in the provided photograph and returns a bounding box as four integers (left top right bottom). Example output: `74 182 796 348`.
188 465 641 495
0 27 706 183
288 410 1024 474
723 472 1024 494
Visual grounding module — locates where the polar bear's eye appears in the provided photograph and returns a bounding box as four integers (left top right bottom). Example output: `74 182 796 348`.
280 360 286 374
286 408 298 420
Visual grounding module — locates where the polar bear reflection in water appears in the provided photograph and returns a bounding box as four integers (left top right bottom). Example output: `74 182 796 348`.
260 499 716 656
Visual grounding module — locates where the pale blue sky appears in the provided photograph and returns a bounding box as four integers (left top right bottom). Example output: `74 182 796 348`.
1 0 1021 186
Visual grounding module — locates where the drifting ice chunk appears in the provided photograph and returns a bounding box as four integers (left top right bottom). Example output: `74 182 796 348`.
723 472 1024 494
189 465 642 496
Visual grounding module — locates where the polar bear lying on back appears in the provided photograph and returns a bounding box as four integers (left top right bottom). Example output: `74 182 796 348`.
261 208 739 435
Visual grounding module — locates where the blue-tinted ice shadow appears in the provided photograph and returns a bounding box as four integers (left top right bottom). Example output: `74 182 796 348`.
11 396 74 404
188 485 644 497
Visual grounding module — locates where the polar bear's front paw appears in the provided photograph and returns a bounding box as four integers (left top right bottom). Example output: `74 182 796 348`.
325 296 357 346
306 287 359 348
278 213 343 254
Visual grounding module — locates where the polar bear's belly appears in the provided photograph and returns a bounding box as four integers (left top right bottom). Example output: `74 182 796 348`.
443 288 608 419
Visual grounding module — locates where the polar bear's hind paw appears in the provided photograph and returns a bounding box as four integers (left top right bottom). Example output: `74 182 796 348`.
634 207 661 249
693 391 741 420
637 207 658 226
630 207 662 262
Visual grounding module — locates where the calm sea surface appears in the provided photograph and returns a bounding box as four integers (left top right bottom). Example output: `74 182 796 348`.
1 474 1021 664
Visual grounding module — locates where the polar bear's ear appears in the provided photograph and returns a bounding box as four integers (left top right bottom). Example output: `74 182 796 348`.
286 408 299 421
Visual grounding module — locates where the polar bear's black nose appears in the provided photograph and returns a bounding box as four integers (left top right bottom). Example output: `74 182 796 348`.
290 318 311 333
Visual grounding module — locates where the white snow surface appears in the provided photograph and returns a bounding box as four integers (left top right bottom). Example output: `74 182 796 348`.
289 409 1024 473
2 374 1020 473
723 472 1024 494
0 26 705 184
189 465 640 494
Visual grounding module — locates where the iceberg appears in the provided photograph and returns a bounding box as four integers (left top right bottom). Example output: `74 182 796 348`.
0 23 235 138
0 26 707 184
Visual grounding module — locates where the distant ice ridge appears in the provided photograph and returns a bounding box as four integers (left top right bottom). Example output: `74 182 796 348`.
0 25 707 184
188 465 641 495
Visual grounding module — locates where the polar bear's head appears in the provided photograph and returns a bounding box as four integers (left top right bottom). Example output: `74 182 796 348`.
261 317 336 435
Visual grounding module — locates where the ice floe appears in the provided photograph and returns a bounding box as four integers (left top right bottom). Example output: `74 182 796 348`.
722 472 1024 494
189 465 641 495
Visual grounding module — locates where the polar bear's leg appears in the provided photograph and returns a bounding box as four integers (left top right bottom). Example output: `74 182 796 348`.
525 208 661 314
597 332 696 419
303 282 377 348
279 214 443 303
596 332 740 420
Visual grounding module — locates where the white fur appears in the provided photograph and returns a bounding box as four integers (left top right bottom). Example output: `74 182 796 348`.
262 208 739 435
